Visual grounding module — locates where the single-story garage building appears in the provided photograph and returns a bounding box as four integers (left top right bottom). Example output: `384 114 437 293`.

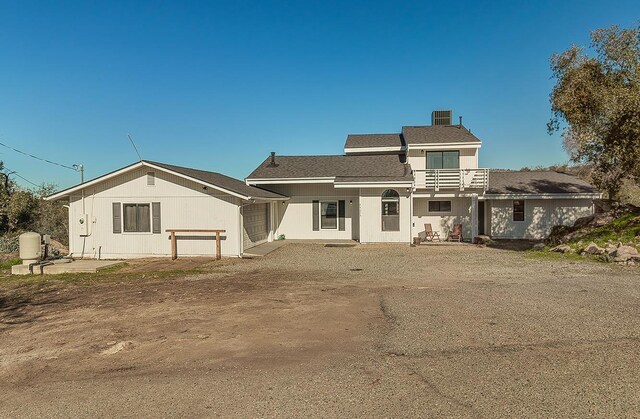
46 160 287 258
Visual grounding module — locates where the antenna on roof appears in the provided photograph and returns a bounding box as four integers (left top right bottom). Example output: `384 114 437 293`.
127 133 143 161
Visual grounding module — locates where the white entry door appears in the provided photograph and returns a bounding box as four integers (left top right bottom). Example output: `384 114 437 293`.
243 203 269 251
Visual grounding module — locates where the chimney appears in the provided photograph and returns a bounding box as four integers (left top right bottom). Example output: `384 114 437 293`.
459 116 462 128
269 151 277 167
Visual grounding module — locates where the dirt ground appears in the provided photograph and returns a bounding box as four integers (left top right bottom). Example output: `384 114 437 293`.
0 243 639 418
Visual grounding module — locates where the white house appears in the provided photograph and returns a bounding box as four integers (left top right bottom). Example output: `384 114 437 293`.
47 111 601 258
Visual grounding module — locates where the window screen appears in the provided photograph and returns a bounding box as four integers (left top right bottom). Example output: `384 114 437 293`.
428 201 452 212
123 204 151 232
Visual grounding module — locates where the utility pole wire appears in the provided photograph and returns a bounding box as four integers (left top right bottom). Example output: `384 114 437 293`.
1 165 40 188
127 133 142 161
0 140 79 171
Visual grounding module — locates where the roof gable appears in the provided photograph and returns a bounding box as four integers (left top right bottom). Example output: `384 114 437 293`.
46 160 286 201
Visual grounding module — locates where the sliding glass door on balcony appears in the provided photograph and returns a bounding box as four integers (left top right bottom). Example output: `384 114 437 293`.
426 151 460 169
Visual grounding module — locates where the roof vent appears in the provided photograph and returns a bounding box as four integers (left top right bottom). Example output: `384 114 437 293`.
268 151 278 167
432 110 452 126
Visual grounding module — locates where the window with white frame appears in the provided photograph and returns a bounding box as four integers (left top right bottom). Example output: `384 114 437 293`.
513 200 525 221
321 201 338 229
381 189 400 231
147 172 155 186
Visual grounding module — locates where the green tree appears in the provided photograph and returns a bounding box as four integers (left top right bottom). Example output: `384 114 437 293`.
548 24 640 200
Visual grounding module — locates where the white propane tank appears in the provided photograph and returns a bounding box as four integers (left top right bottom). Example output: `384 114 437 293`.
19 232 41 265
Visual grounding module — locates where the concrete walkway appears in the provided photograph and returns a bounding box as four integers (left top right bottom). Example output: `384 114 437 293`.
12 259 125 275
242 240 288 257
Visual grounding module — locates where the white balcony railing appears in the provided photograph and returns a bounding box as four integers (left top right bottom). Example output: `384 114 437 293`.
413 168 489 191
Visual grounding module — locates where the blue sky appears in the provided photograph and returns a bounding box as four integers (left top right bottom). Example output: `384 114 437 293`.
0 1 638 189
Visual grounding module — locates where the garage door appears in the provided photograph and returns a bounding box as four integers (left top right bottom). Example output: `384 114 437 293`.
243 203 269 251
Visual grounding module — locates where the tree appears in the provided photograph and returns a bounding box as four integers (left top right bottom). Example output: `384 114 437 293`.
548 24 640 200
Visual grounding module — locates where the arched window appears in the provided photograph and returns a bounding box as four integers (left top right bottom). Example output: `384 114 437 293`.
381 189 400 231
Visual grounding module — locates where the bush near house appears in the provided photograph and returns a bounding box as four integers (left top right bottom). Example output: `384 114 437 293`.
0 162 68 249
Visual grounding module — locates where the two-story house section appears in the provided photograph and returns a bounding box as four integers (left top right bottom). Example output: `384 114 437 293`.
247 110 601 243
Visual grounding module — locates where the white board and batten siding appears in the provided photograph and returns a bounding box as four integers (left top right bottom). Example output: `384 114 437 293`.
359 188 411 243
68 167 242 258
489 198 594 240
262 184 359 240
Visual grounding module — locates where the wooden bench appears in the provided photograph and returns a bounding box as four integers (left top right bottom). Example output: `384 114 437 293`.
166 229 226 260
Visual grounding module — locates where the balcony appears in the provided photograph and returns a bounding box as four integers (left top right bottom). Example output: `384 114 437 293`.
413 168 489 191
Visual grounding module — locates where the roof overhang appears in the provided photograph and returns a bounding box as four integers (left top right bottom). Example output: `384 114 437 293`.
46 161 288 202
334 181 413 189
246 177 335 185
407 143 481 151
484 193 602 200
344 146 406 154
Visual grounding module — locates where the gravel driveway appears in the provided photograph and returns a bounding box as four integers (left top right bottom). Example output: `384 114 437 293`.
1 243 639 417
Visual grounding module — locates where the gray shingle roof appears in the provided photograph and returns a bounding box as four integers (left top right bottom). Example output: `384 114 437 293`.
145 161 286 199
402 125 481 145
344 134 404 149
247 154 412 181
487 171 599 195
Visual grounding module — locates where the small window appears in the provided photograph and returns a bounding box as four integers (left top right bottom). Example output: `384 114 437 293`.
123 204 151 232
382 189 400 231
147 172 155 186
428 200 452 212
321 201 338 229
513 200 525 221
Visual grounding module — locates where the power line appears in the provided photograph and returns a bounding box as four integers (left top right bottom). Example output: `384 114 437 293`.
1 165 40 188
0 139 79 171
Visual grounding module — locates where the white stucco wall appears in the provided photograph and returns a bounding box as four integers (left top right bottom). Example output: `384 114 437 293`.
359 188 411 243
261 184 359 240
68 167 242 258
412 197 472 239
489 198 594 239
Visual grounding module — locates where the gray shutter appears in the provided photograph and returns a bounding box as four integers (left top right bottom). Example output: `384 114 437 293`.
338 200 345 231
312 200 319 231
152 202 161 233
112 202 122 234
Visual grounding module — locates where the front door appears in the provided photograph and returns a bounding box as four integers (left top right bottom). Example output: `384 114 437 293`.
478 201 485 235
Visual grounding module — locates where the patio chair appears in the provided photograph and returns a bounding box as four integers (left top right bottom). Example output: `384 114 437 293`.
423 224 441 242
448 224 463 242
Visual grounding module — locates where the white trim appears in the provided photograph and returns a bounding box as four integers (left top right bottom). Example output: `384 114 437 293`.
484 193 602 200
46 161 287 202
512 199 526 222
246 177 335 185
344 146 406 154
334 181 413 189
46 162 146 201
407 143 481 151
320 200 339 230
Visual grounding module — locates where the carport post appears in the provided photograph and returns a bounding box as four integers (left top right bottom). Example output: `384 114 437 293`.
471 193 479 240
